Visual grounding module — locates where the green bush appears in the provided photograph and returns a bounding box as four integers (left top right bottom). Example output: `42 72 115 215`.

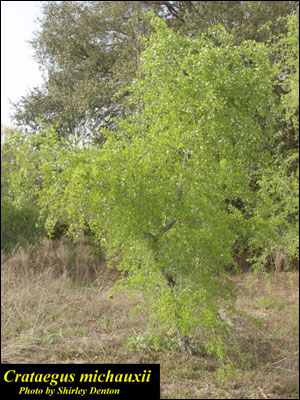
248 154 299 271
1 196 44 252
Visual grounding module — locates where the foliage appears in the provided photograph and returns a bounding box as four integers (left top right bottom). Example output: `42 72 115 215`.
248 153 299 271
124 333 179 352
11 1 298 140
1 129 45 251
1 196 43 252
6 16 285 355
247 13 299 270
172 1 298 43
11 1 157 139
274 12 299 136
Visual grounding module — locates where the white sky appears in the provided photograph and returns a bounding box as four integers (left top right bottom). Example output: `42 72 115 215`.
1 1 44 126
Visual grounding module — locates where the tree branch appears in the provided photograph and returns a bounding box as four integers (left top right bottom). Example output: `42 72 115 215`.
162 218 177 234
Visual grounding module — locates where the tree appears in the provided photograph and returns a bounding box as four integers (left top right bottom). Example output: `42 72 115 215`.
7 16 280 355
12 1 156 139
12 1 298 140
158 1 298 43
247 12 299 271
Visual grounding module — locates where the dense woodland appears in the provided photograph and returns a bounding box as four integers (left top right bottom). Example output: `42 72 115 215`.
1 2 299 396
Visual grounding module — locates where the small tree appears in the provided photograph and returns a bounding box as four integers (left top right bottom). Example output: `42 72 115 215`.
8 17 278 355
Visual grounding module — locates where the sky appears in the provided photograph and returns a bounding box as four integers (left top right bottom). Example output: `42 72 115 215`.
1 1 44 126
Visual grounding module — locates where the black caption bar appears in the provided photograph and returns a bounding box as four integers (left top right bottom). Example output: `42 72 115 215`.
0 364 160 400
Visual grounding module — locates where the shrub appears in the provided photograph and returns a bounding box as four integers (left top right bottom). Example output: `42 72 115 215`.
1 196 44 252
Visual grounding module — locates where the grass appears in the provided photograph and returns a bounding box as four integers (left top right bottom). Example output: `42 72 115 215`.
1 238 299 399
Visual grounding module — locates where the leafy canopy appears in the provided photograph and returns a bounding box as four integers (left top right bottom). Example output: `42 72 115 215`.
11 1 298 141
6 16 293 353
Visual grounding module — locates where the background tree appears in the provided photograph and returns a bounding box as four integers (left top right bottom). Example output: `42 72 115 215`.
247 12 299 270
12 1 155 139
165 1 298 42
1 126 45 251
11 1 298 140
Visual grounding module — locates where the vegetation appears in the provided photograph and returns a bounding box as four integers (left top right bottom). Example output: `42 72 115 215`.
1 197 43 253
1 2 299 398
1 241 299 398
11 1 298 139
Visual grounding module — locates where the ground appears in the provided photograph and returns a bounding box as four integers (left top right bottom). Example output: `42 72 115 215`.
1 238 299 399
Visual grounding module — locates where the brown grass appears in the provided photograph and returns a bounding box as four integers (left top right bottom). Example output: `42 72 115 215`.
1 239 299 399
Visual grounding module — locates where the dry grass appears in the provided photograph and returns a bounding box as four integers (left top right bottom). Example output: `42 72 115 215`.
1 239 299 399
